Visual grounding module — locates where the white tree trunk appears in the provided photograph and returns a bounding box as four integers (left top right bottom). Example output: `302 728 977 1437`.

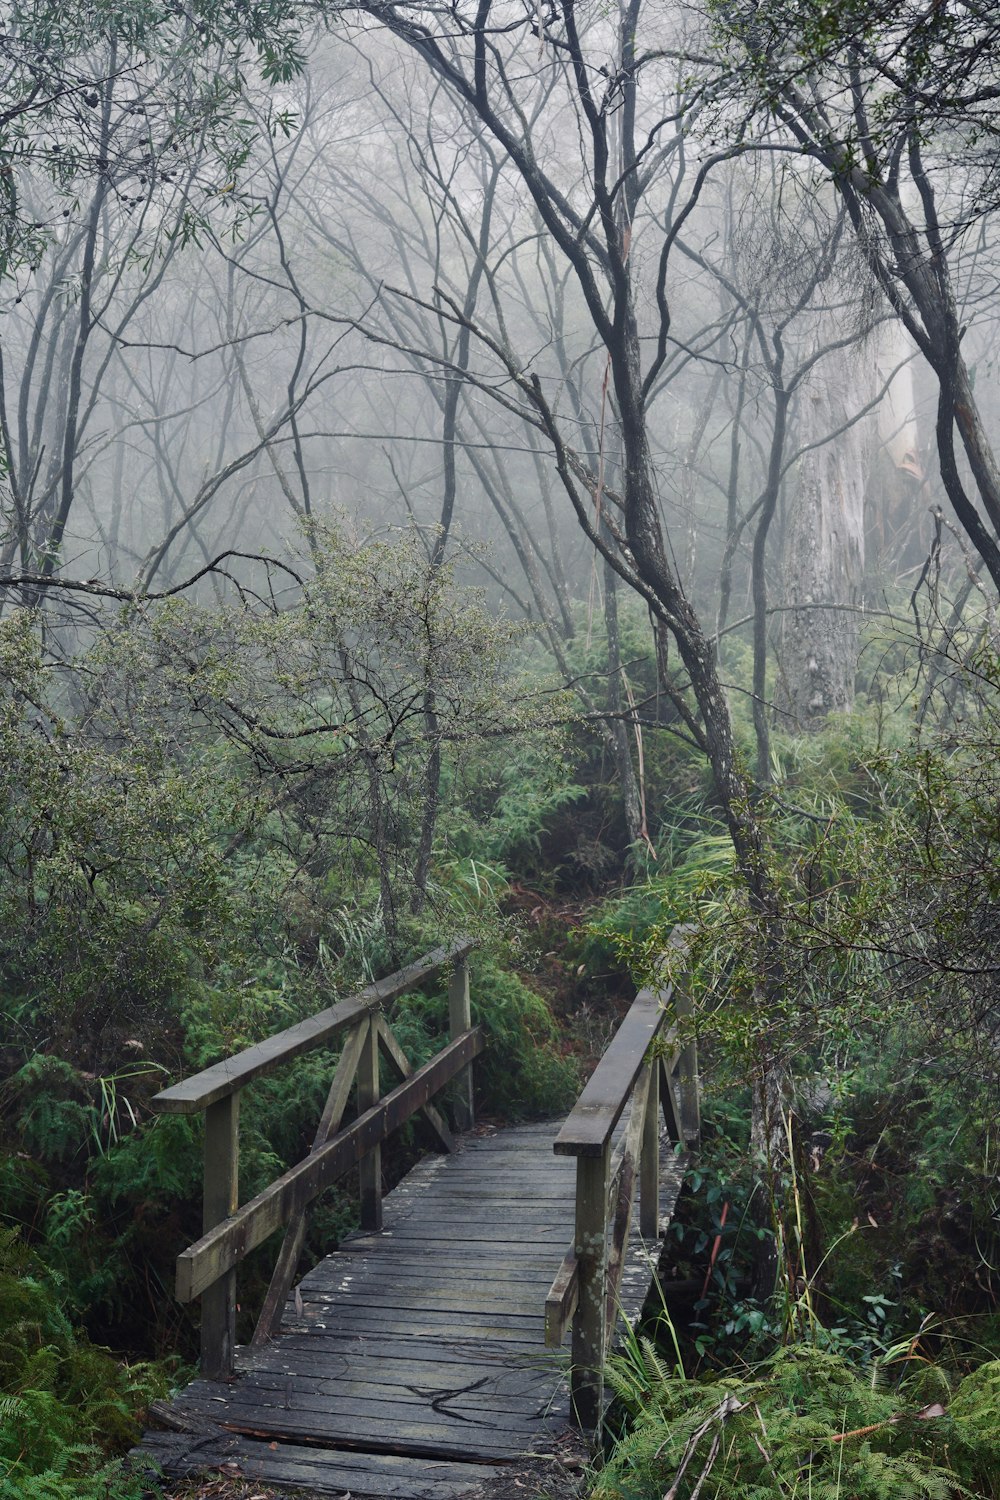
780 346 871 726
868 319 927 580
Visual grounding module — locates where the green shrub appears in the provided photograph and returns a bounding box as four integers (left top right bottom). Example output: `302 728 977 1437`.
384 951 578 1120
0 1227 174 1499
599 1342 968 1500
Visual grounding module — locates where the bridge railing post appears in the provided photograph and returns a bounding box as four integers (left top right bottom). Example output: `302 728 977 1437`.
639 1060 659 1240
674 988 701 1148
201 1092 240 1379
571 1144 609 1430
358 1014 382 1230
448 955 474 1131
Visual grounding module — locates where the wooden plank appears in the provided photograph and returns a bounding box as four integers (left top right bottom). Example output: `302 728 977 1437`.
179 1377 555 1421
176 1028 484 1302
553 987 674 1158
448 956 474 1130
660 1054 684 1143
327 1250 570 1276
640 1055 660 1239
302 1276 561 1303
242 1337 567 1377
153 938 475 1113
377 1018 455 1152
153 992 372 1115
295 1278 557 1310
200 1093 239 1379
281 1307 548 1335
603 1063 650 1342
674 984 701 1145
203 1407 546 1460
359 1016 383 1231
544 1250 579 1347
135 1432 507 1498
253 1019 368 1344
190 1361 559 1403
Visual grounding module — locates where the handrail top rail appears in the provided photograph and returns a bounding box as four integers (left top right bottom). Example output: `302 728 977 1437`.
553 983 678 1159
152 937 475 1116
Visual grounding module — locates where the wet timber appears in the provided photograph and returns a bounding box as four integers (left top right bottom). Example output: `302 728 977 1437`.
138 1121 688 1498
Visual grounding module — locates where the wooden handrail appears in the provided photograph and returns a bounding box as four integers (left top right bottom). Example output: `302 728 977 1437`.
152 938 476 1114
153 940 479 1380
175 1029 484 1302
553 987 677 1158
546 935 700 1432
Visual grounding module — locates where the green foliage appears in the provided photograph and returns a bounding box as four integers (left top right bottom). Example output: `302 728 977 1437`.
382 947 578 1121
581 832 735 973
447 739 587 883
949 1362 1000 1495
599 1342 968 1500
0 0 309 279
0 1227 173 1499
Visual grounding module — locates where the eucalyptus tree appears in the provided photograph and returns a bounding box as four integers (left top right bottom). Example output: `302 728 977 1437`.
710 0 1000 591
674 161 890 767
308 0 802 1206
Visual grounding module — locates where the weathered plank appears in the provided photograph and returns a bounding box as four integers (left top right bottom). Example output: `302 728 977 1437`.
142 1119 689 1493
135 1431 505 1499
554 988 676 1158
253 1019 369 1344
377 1017 455 1152
153 938 475 1113
358 1014 382 1231
176 1028 484 1301
545 1250 579 1347
448 956 474 1131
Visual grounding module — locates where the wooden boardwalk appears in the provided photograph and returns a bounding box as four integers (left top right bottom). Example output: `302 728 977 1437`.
139 1121 687 1498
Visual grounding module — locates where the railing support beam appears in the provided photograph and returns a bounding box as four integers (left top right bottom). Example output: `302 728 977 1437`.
201 1093 239 1378
448 956 474 1131
640 1060 660 1240
571 1145 609 1430
358 1017 382 1231
675 987 701 1147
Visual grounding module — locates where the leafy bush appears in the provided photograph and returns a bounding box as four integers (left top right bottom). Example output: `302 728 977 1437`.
598 1341 996 1500
0 1227 174 1499
383 948 578 1120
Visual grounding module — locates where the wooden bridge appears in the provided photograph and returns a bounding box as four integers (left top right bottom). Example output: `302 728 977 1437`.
137 941 699 1497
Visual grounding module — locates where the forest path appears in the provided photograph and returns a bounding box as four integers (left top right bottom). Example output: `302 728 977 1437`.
137 1121 686 1499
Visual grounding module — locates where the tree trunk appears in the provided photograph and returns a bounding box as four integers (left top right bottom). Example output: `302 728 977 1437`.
603 551 644 848
779 348 869 727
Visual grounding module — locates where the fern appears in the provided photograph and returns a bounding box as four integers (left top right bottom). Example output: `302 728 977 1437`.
947 1361 1000 1496
0 1229 174 1497
597 1344 970 1500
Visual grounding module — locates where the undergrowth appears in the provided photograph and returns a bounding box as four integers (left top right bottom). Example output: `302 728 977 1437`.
598 1340 1000 1499
0 1225 176 1499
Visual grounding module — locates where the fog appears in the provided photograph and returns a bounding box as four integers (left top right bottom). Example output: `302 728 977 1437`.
3 2 999 752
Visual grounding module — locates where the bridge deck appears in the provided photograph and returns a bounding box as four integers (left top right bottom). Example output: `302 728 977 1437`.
138 1122 686 1498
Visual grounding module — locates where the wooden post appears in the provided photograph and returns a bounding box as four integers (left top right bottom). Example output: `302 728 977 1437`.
200 1092 239 1378
571 1146 608 1430
448 956 474 1131
640 1060 659 1240
674 988 701 1147
357 1015 382 1230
